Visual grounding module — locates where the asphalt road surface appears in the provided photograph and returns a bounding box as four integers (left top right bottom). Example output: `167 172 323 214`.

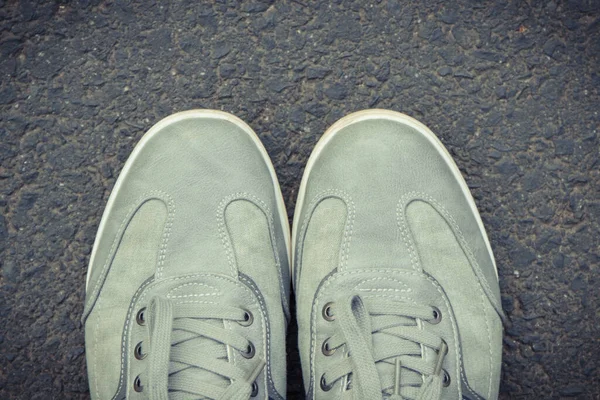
1 0 599 399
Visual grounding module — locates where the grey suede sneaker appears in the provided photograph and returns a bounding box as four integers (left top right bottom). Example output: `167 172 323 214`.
83 110 290 400
293 110 504 400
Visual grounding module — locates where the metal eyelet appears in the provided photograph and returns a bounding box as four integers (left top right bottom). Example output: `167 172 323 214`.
251 381 259 397
134 341 146 360
238 310 254 327
320 374 333 391
322 302 335 321
442 370 451 387
133 375 143 392
136 307 146 326
321 338 336 356
240 342 255 359
431 307 442 324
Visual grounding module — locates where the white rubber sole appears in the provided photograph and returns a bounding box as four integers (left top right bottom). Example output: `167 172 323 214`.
291 109 498 283
86 110 291 291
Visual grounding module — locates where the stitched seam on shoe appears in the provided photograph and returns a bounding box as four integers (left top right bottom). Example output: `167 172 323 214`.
358 288 412 293
299 189 353 397
398 191 500 311
315 268 462 399
399 192 494 399
171 299 255 305
396 195 421 271
296 188 354 276
217 196 237 277
115 278 154 399
156 194 175 279
296 189 350 269
253 192 290 315
354 294 420 304
141 273 257 302
218 191 287 396
85 190 172 319
88 192 171 400
93 306 101 399
309 280 321 400
218 192 290 314
482 288 493 400
167 293 220 298
239 274 272 397
462 374 482 400
354 276 411 293
341 192 356 271
167 282 220 298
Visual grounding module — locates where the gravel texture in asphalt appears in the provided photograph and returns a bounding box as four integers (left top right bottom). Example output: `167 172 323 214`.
1 0 599 399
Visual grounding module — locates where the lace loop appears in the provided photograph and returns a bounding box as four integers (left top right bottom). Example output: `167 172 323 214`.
337 295 382 398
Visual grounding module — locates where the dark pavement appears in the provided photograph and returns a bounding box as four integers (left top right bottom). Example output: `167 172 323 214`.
1 0 599 399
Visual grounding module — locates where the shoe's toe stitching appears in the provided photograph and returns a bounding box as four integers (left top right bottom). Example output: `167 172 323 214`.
167 282 221 298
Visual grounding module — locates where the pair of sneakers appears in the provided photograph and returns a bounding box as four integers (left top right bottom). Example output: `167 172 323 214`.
83 109 504 400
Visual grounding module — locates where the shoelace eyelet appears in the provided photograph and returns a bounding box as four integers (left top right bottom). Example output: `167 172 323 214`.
431 307 442 324
136 307 146 326
238 310 254 327
240 342 256 359
251 381 259 397
134 341 146 360
322 302 335 321
321 338 336 356
320 374 333 392
133 375 143 392
442 370 451 387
